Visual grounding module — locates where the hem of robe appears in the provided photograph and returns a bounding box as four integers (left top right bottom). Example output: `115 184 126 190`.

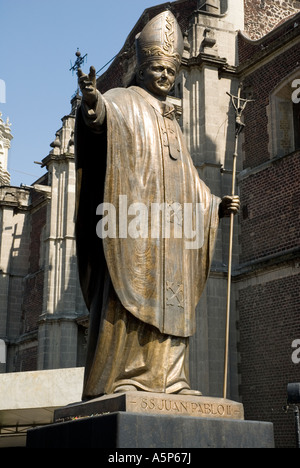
82 275 192 400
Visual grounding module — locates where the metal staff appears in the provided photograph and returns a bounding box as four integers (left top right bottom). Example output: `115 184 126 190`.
223 83 254 399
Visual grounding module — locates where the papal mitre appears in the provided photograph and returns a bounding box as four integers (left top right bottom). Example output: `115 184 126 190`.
135 10 184 70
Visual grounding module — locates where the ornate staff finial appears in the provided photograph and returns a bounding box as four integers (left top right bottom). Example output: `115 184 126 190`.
227 82 255 136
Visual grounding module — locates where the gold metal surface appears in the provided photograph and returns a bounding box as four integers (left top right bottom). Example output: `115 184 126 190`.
75 11 239 400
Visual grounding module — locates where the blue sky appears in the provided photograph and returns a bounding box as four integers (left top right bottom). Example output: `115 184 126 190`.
1 0 166 186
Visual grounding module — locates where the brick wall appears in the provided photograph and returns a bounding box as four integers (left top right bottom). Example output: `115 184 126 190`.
238 11 300 447
14 347 38 373
240 151 300 264
240 41 300 168
238 274 300 447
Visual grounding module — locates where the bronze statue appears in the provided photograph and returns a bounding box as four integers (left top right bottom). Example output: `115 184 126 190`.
75 11 239 400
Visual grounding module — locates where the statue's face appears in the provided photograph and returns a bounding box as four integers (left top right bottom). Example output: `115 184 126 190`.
138 60 177 97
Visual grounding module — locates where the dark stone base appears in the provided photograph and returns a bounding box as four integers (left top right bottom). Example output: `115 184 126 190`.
26 412 274 448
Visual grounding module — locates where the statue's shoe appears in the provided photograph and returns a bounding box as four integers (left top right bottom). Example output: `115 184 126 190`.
176 388 202 396
113 385 202 396
113 385 137 393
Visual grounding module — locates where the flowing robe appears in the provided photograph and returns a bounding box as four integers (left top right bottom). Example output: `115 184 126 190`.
75 86 220 398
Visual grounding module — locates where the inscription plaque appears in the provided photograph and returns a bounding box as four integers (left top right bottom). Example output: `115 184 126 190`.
54 391 244 422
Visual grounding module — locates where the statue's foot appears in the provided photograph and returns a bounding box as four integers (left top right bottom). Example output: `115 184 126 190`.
176 388 202 396
113 385 137 393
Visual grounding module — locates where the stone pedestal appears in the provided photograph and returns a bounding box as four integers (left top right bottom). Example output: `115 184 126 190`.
54 391 245 421
26 392 274 448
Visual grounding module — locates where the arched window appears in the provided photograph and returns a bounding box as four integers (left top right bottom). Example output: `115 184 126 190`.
268 70 300 158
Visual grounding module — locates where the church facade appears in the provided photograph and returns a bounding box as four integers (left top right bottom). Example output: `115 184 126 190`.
0 0 299 447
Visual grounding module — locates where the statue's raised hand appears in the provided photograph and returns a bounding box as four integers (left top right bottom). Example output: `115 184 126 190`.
78 66 97 108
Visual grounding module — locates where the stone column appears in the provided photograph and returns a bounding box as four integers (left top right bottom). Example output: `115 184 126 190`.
37 97 87 370
198 0 221 14
0 187 30 372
